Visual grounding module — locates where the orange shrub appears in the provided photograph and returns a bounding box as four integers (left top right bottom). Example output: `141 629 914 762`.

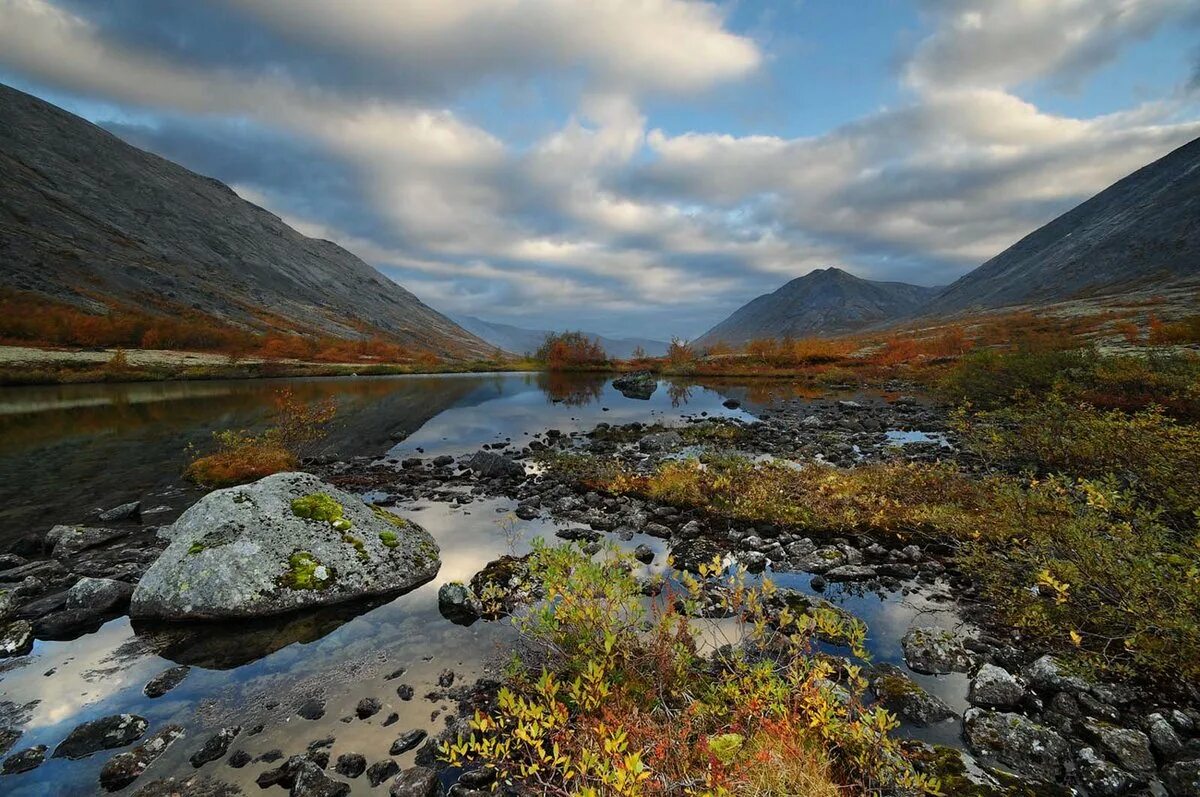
536 331 607 369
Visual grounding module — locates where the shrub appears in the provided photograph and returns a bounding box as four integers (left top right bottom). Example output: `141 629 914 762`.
536 332 608 369
440 542 939 796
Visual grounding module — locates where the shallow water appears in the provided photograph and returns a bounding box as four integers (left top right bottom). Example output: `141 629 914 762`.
0 372 970 793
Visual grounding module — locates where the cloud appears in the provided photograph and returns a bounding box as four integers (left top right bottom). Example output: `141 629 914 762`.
905 0 1197 92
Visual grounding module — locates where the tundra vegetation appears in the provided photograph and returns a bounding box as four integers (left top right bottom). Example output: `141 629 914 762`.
441 541 942 796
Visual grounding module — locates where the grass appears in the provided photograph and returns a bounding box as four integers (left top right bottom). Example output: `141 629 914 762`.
440 541 941 796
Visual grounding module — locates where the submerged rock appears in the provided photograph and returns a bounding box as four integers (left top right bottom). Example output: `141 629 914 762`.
54 714 148 760
1 745 46 774
868 664 955 726
130 473 441 620
190 726 240 768
100 724 185 791
143 665 191 698
389 766 443 797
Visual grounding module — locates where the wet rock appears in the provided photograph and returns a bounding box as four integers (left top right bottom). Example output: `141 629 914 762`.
390 766 444 797
0 590 15 623
33 608 107 639
1148 712 1185 758
968 664 1025 709
612 372 657 400
1083 720 1155 774
1164 759 1200 796
808 575 827 591
227 750 251 768
366 759 400 787
901 626 974 675
292 759 350 796
962 709 1068 781
823 564 876 581
356 697 383 720
1 745 46 774
555 528 601 543
390 729 428 755
0 729 19 758
131 472 441 620
99 501 141 522
130 773 242 796
468 555 534 615
868 664 954 726
438 669 455 688
643 523 672 539
1076 747 1134 797
722 398 741 409
143 665 191 698
66 577 133 613
1023 655 1089 693
465 452 525 480
432 455 454 468
639 431 682 452
632 544 654 564
297 698 326 721
0 620 33 658
397 685 414 701
334 752 366 778
190 725 240 768
437 582 482 626
54 714 148 760
100 724 185 791
669 538 724 573
46 525 131 558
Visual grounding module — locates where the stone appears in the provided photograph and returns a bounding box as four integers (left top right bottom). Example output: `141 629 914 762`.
868 664 955 726
46 525 131 558
390 729 428 755
612 372 657 400
356 697 383 720
1023 655 1089 693
669 538 724 573
1164 760 1200 797
131 473 441 620
1076 747 1134 797
0 620 33 658
130 773 243 796
1083 720 1155 774
961 708 1069 781
100 725 185 791
968 664 1025 709
66 577 133 613
227 750 251 768
632 545 654 564
189 725 240 768
437 582 483 626
639 431 683 452
54 714 148 760
0 590 15 622
901 626 974 675
1148 712 1184 758
465 452 525 480
1 745 46 774
291 759 350 797
143 665 191 698
390 766 444 797
99 501 141 522
297 698 326 721
334 752 367 778
367 759 400 787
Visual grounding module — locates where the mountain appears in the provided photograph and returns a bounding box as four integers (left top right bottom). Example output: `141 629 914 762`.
0 83 492 357
925 136 1200 315
454 315 668 359
693 267 941 347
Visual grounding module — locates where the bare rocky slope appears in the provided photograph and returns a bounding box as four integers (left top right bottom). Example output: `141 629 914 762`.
694 267 941 346
0 83 492 357
924 134 1200 315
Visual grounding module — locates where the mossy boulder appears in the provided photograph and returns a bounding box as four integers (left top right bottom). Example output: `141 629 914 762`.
131 472 440 620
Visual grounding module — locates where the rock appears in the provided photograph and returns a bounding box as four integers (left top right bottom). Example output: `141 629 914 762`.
669 538 724 573
1 745 46 774
868 664 955 726
33 608 107 639
54 713 148 760
1083 720 1155 774
823 564 876 581
144 665 191 698
1148 712 1185 758
555 528 601 543
354 697 382 720
469 556 534 615
291 759 350 796
0 590 15 622
738 551 767 573
66 577 133 613
390 730 428 755
677 519 704 540
632 545 654 564
1076 747 1134 797
367 759 400 787
437 582 483 625
131 473 441 620
0 620 33 658
465 452 525 480
0 729 19 758
457 768 496 789
901 626 974 675
131 773 243 796
46 525 132 559
1164 759 1200 796
334 752 366 778
809 575 827 591
1023 655 1089 693
100 725 185 791
643 523 672 539
968 664 1025 709
227 750 251 768
612 372 657 400
639 431 683 452
190 725 240 768
962 708 1068 781
722 398 741 409
432 455 454 468
99 501 141 522
390 766 444 797
297 698 326 721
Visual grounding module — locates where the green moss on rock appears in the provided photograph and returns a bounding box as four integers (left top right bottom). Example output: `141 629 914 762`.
281 551 334 591
371 505 408 528
379 530 400 548
291 493 346 525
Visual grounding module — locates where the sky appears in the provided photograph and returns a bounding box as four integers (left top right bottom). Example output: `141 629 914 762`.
2 1 1200 339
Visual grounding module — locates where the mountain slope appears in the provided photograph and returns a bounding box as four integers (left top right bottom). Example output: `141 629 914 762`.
454 315 668 359
925 136 1200 315
0 83 491 357
694 267 941 346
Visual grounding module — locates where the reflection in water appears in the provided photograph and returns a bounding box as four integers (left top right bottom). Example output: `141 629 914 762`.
534 371 606 406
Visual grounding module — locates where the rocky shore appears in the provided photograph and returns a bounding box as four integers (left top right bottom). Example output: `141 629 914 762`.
2 385 1198 795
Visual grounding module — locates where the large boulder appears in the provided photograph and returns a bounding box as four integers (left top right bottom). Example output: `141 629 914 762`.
130 473 440 620
612 372 657 400
962 708 1068 782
